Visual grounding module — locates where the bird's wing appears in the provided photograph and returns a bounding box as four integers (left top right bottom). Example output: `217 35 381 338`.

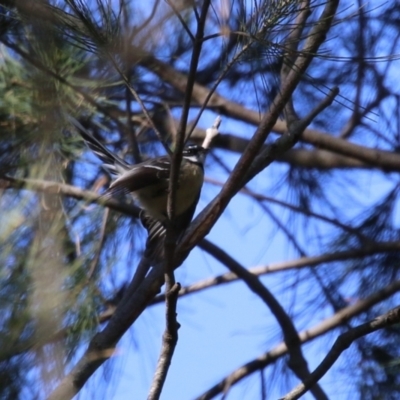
109 156 171 193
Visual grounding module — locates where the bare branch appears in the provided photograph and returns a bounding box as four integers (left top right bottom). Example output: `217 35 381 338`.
139 52 400 172
197 241 329 400
0 176 140 217
190 130 392 171
147 283 181 400
165 0 195 42
152 239 400 304
196 279 400 400
155 5 213 391
201 116 221 149
245 87 339 186
205 177 363 236
282 306 400 400
87 208 110 280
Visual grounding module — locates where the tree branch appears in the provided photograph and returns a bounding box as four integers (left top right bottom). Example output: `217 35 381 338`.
196 279 400 399
152 239 400 304
0 176 140 218
281 306 400 400
139 49 400 173
147 283 181 400
198 240 329 400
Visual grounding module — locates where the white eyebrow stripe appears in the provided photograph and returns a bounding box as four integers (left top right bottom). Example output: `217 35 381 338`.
142 165 167 171
183 155 200 162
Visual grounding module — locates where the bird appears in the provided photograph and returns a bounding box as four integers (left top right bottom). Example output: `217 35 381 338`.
69 117 207 236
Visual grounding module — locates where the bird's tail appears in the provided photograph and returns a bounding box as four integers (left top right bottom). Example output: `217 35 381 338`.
140 211 166 242
68 115 130 176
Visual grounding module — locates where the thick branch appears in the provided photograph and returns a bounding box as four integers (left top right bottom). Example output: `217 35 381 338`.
191 131 379 170
199 241 328 400
48 264 165 400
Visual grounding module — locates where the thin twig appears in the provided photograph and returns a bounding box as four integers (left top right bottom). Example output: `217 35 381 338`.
204 177 364 237
165 0 195 42
125 83 142 163
153 5 212 398
106 56 171 155
281 306 400 400
149 239 400 304
186 3 292 140
87 208 110 280
195 280 400 400
147 283 181 400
